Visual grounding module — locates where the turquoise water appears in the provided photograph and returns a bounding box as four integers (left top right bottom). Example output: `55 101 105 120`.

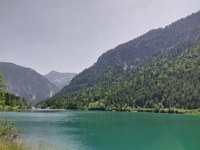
0 110 200 150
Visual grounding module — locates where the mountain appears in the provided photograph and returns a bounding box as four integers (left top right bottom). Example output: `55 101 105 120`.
0 73 28 110
45 71 76 90
55 10 200 98
0 62 58 105
37 10 200 111
38 38 200 111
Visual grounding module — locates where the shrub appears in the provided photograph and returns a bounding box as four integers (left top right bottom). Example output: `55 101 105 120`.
0 119 22 142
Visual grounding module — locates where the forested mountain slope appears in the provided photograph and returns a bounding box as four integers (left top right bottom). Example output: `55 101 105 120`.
38 11 200 111
38 38 200 110
56 10 200 97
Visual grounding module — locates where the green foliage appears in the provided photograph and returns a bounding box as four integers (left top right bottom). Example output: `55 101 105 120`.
56 10 200 98
38 39 200 112
0 120 24 150
0 119 64 150
0 73 29 110
4 93 28 109
0 139 24 150
38 11 200 112
0 72 6 99
0 93 29 110
0 73 5 88
0 119 22 142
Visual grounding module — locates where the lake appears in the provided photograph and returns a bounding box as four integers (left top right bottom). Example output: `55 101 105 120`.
0 110 200 150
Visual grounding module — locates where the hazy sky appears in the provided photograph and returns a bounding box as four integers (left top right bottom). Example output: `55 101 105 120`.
0 0 200 74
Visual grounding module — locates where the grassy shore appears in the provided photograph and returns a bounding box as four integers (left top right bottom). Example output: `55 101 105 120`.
0 138 24 150
0 119 24 150
0 119 66 150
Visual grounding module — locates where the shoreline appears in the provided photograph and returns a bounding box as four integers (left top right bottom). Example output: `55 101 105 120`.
33 107 200 115
1 107 200 115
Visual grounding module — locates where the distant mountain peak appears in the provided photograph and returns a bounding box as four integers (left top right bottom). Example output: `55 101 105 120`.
46 70 76 76
47 70 60 74
45 71 76 90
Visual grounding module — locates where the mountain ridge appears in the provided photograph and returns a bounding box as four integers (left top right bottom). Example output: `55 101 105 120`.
37 36 200 111
0 62 58 105
45 71 76 90
55 10 200 98
37 10 200 111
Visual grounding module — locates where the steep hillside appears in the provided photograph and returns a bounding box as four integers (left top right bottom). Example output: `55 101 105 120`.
38 10 200 111
37 38 200 111
0 62 58 105
45 71 76 90
56 10 200 97
0 73 28 110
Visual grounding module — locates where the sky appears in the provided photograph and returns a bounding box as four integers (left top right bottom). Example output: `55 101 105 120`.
0 0 200 75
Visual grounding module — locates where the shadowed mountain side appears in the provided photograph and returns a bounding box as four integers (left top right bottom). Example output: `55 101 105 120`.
0 62 58 105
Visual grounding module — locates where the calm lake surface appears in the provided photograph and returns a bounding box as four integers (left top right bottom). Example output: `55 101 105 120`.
0 110 200 150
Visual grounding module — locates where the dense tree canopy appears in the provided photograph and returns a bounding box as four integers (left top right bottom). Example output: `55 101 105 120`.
37 39 200 112
55 10 200 98
0 73 6 99
37 11 200 113
0 73 29 110
0 73 6 92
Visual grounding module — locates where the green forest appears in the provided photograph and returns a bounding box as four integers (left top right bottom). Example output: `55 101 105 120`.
37 39 200 113
0 73 28 110
36 10 200 114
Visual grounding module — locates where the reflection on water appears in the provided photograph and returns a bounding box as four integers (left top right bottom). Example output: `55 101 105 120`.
0 111 200 150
